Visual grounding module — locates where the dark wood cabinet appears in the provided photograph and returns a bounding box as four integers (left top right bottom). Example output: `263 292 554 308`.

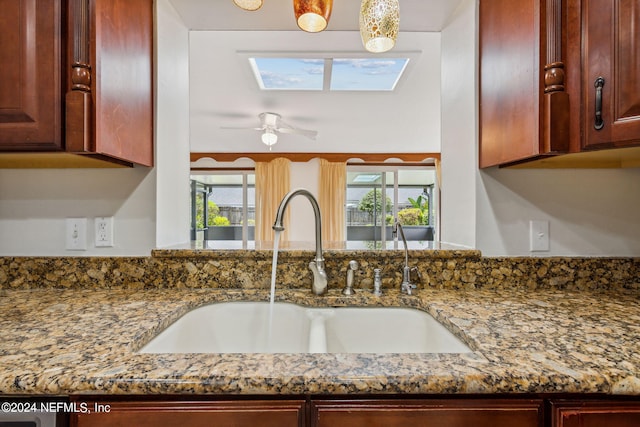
551 400 640 427
64 395 640 427
0 0 153 168
479 0 571 168
311 399 544 427
480 0 640 168
0 0 64 151
71 400 305 427
582 0 640 150
65 0 153 167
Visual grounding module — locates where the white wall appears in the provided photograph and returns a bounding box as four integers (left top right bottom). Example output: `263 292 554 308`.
476 168 640 256
440 0 478 249
155 0 191 248
0 167 156 256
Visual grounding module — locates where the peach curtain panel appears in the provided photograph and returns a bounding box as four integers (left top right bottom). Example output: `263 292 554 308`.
255 157 290 242
318 159 346 242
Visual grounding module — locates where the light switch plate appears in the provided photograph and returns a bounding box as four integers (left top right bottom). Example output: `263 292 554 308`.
65 218 87 251
529 220 550 252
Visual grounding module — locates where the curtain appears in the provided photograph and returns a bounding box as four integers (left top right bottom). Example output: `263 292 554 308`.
319 159 346 243
255 157 290 242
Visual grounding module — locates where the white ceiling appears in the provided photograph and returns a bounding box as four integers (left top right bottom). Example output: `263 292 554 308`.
168 0 463 154
170 0 462 32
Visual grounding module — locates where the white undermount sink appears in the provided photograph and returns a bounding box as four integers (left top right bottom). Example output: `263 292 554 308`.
138 302 472 354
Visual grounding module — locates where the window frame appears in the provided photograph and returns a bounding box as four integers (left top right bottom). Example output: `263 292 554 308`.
189 170 255 246
346 165 438 245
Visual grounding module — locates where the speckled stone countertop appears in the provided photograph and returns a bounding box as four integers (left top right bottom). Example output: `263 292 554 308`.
1 286 638 396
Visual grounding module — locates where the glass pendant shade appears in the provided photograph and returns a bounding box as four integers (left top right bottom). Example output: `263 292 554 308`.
233 0 263 11
294 0 333 33
261 129 278 146
359 0 400 53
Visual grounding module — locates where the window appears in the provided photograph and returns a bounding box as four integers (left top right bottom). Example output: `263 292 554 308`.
346 167 437 246
249 57 410 91
249 58 324 90
330 58 409 91
190 172 255 246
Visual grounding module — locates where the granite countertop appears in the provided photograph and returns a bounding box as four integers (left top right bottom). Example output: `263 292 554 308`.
0 286 639 396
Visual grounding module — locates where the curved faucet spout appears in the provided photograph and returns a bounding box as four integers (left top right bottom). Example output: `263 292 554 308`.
273 189 327 295
393 220 416 295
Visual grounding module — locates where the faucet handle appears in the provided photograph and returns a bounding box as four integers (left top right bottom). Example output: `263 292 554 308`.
401 281 417 295
401 265 418 295
410 266 422 284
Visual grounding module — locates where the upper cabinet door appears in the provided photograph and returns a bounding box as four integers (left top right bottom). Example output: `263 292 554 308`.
583 0 640 149
479 0 570 168
66 0 154 166
0 0 63 151
91 0 154 166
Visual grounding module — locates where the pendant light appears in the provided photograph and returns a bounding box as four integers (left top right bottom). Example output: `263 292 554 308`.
294 0 333 33
359 0 400 53
233 0 263 11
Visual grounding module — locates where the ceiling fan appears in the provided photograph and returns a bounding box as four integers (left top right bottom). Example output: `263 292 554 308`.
221 112 318 149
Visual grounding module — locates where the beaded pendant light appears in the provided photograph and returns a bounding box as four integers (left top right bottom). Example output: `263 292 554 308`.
293 0 333 33
359 0 400 53
233 0 263 11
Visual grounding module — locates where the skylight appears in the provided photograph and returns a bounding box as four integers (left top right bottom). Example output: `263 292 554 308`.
330 58 409 91
249 57 409 91
249 58 324 90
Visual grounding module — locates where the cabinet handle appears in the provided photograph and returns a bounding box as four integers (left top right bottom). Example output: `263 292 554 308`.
594 77 605 130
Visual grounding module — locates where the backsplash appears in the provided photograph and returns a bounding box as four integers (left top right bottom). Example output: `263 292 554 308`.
0 250 638 291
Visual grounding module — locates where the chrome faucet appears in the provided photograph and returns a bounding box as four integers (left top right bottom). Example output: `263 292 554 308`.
273 189 328 295
393 220 417 295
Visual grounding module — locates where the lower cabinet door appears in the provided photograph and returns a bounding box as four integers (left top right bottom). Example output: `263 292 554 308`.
551 400 640 427
71 400 305 427
311 399 544 427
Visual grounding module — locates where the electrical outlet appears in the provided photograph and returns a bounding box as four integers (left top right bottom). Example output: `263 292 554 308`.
529 220 550 252
95 216 114 247
65 218 87 251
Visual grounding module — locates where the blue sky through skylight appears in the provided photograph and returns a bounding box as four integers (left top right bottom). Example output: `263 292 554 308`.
250 58 324 90
250 57 409 91
330 58 409 91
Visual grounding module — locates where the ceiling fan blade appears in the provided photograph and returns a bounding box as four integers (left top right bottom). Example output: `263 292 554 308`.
221 112 317 142
277 127 318 140
220 126 263 131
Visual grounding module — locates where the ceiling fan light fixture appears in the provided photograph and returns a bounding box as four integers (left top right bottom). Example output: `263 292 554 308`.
233 0 263 11
261 128 278 146
359 0 400 53
294 0 333 33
